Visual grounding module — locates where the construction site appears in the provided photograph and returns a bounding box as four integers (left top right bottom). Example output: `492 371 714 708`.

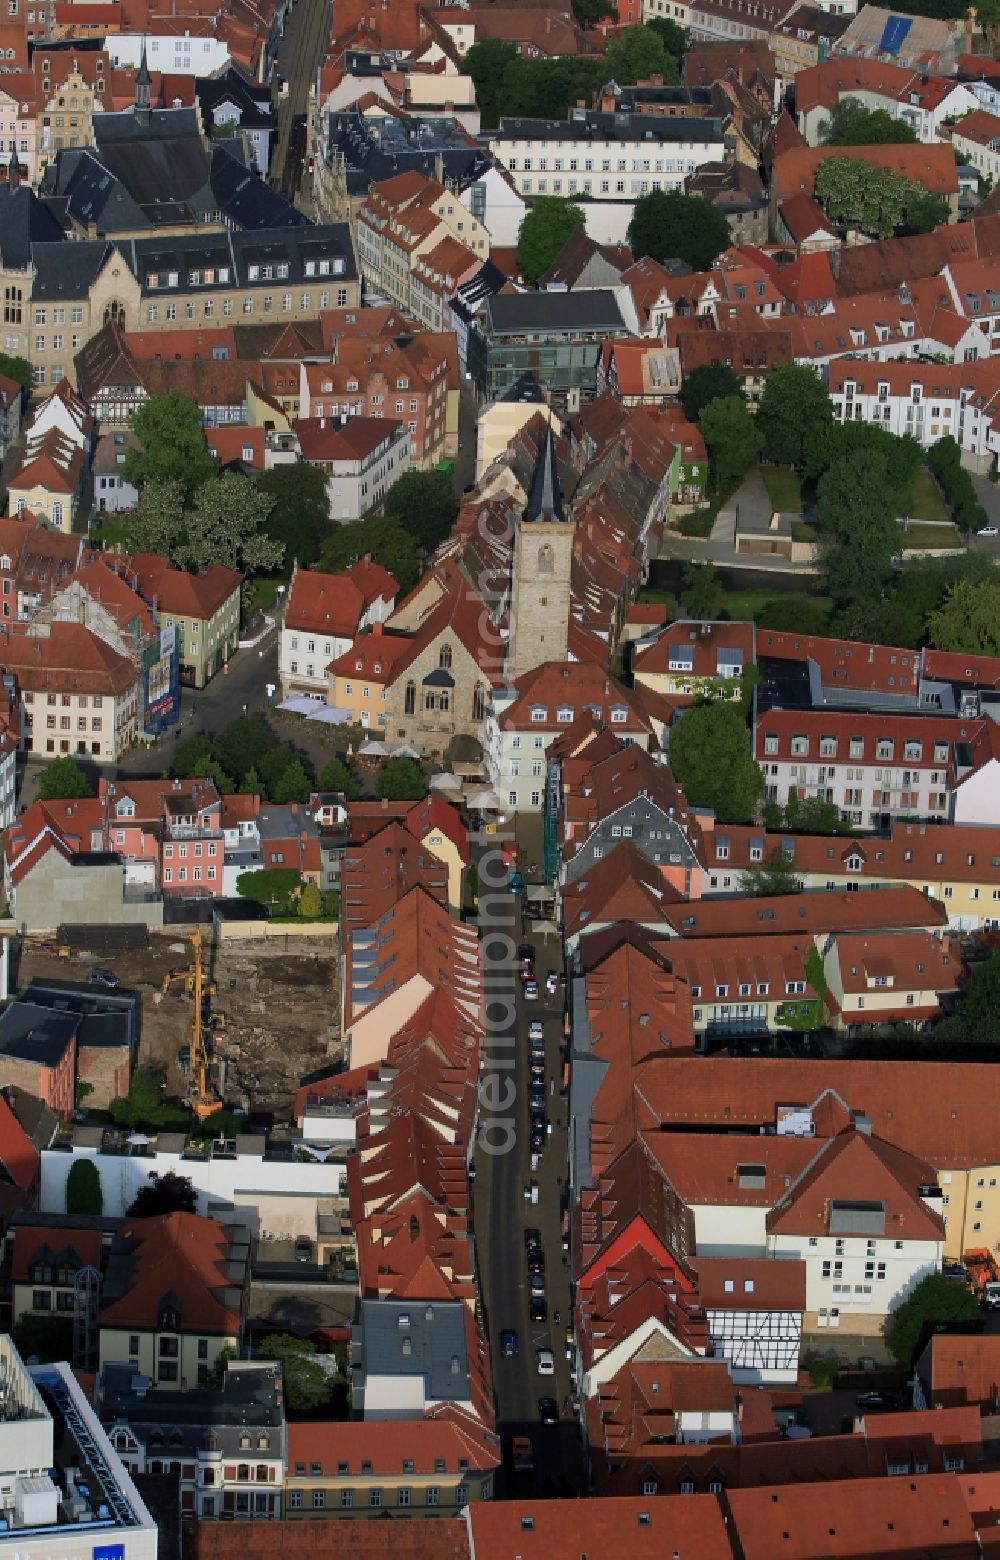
14 930 341 1121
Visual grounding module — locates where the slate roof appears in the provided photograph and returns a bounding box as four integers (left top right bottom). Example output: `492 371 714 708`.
485 289 626 336
0 184 67 269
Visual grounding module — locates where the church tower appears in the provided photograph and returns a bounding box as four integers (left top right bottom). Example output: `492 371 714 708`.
505 422 574 681
135 42 151 126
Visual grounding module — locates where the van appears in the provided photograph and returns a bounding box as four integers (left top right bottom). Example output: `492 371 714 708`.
983 1281 1000 1309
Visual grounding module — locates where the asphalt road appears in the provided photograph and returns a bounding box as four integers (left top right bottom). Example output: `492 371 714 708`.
272 0 332 197
472 844 585 1498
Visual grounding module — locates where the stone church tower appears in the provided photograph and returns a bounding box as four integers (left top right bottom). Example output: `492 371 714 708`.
505 425 574 681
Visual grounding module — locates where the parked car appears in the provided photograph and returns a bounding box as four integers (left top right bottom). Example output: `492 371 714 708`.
538 1396 558 1425
526 1247 545 1274
524 980 539 1000
88 967 120 990
524 1227 541 1249
529 1122 546 1151
537 1349 555 1376
294 1238 312 1263
500 1329 519 1358
856 1391 898 1412
529 1271 545 1296
528 1021 544 1041
978 525 999 537
530 1296 547 1323
546 972 558 995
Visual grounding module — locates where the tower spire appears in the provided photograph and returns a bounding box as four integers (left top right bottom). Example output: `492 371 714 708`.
135 40 151 122
523 420 565 523
7 143 22 189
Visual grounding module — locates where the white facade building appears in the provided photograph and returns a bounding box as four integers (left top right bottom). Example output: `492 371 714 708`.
107 33 233 75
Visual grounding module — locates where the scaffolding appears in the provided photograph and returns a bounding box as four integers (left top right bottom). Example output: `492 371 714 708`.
72 1265 101 1375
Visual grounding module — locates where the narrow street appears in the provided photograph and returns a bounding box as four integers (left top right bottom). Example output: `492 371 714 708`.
472 833 585 1499
271 0 332 199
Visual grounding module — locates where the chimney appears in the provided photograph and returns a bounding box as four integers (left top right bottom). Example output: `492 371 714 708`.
373 622 383 636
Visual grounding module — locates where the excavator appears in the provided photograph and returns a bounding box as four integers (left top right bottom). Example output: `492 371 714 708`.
180 928 222 1121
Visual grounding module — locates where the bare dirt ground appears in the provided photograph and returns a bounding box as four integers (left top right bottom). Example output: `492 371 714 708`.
15 934 341 1122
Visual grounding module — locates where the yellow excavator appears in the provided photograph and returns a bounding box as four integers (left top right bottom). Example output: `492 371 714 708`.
187 928 222 1121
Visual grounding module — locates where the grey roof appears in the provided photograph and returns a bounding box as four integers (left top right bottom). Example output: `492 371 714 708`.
485 288 626 338
31 239 113 300
327 108 489 197
0 1003 78 1067
256 804 319 841
496 110 726 145
0 183 65 269
524 422 566 523
197 68 275 133
99 1359 285 1454
42 125 303 234
356 1299 471 1402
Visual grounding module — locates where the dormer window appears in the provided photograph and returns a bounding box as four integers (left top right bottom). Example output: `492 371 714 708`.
556 705 573 723
159 1305 180 1332
116 798 136 817
530 707 547 723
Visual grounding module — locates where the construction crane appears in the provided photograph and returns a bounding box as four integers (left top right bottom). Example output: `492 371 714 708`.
187 928 221 1121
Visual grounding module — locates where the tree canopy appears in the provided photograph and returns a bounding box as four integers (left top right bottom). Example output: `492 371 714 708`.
37 757 92 801
235 866 303 911
319 515 421 595
258 463 331 571
822 97 920 146
679 363 742 424
66 1159 103 1215
627 188 731 271
817 451 902 605
124 391 218 499
374 757 428 801
953 949 1000 1044
517 196 587 284
317 755 362 800
462 42 603 128
384 468 459 553
757 364 833 471
885 1272 981 1367
124 474 283 576
126 1170 199 1219
0 351 30 392
929 578 1000 656
763 795 849 834
256 1333 332 1413
681 561 724 620
604 23 680 84
740 848 804 896
646 16 689 56
668 700 764 824
815 156 949 239
699 395 762 492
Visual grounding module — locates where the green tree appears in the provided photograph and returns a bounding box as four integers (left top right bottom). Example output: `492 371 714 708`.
886 1272 982 1368
319 516 421 595
235 866 302 909
604 23 677 83
461 38 519 129
740 847 804 896
822 97 919 146
679 362 742 424
668 700 764 823
817 453 901 604
37 757 92 801
815 157 935 239
0 352 30 392
65 1158 103 1215
757 364 833 470
126 1170 198 1219
317 755 362 800
517 196 587 284
215 716 277 786
298 881 324 917
764 795 848 834
271 756 313 804
124 391 217 499
681 561 724 619
929 578 1000 656
258 464 330 571
108 1068 189 1134
904 188 950 232
256 1333 332 1413
572 0 617 22
646 16 689 56
755 596 830 635
122 479 187 559
12 1315 73 1364
822 422 922 512
168 733 217 781
628 189 731 271
374 757 428 801
699 395 763 492
179 473 283 575
955 949 1000 1043
384 469 459 553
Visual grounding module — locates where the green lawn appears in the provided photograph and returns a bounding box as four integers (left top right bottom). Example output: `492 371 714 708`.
897 520 961 550
91 513 128 548
762 466 805 513
676 509 716 538
245 576 283 613
907 468 950 523
791 520 815 542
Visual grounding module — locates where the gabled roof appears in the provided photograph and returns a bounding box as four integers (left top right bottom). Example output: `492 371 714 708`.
101 1211 249 1334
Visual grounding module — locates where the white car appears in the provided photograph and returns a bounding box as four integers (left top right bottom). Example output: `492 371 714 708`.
978 525 999 537
529 1021 544 1040
537 1348 555 1376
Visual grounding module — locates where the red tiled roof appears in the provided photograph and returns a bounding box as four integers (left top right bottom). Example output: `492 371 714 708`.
726 1473 978 1558
0 1096 39 1196
10 1222 103 1282
120 554 243 619
405 791 469 864
101 1211 246 1334
285 567 367 638
287 1404 499 1478
0 622 136 697
468 1496 732 1559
